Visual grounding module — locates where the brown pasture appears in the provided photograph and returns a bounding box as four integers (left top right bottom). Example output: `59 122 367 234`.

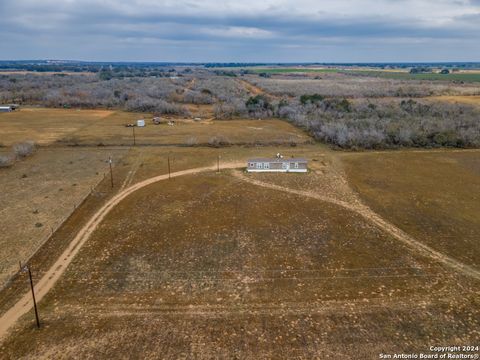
342 150 480 268
0 147 128 288
0 108 310 147
1 171 478 358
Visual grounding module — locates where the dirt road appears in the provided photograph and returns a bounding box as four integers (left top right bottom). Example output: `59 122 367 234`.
233 171 480 281
236 78 279 99
0 162 243 341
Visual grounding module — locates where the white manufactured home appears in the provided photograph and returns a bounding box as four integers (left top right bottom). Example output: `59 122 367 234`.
247 158 308 173
0 106 13 112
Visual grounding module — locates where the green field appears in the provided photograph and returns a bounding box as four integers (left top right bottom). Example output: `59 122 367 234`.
350 70 480 83
251 68 480 82
251 68 339 74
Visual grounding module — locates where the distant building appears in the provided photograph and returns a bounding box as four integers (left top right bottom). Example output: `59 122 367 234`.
247 157 308 173
0 106 13 112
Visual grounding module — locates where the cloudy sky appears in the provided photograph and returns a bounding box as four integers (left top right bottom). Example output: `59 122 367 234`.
0 0 479 62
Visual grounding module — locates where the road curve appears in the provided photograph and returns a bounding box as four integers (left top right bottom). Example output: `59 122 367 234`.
0 162 244 341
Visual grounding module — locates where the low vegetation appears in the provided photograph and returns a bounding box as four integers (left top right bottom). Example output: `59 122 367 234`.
12 140 36 158
0 147 128 287
0 141 36 168
342 151 480 267
0 153 15 168
246 73 480 98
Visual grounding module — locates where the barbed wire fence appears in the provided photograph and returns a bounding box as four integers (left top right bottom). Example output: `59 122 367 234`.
1 170 109 291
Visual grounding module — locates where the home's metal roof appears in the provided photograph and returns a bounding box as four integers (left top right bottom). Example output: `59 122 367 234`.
248 158 307 163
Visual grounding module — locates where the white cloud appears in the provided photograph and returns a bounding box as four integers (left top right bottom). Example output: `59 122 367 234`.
200 26 274 39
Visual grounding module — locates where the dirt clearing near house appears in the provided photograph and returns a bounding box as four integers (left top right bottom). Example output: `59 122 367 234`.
1 168 479 358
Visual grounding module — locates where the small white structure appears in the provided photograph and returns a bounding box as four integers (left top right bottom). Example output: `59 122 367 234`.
247 157 308 173
136 119 145 127
0 106 13 112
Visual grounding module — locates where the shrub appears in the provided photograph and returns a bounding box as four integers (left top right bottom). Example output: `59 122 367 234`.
185 137 198 146
208 135 231 147
246 95 271 109
300 94 324 105
12 141 36 158
214 100 247 119
0 153 15 168
245 95 274 118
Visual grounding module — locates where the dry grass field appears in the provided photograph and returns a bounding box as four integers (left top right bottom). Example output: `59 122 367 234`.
1 171 478 358
0 108 116 146
0 147 128 288
342 150 480 268
0 147 479 358
244 73 480 98
0 104 479 358
0 108 310 147
425 95 480 107
121 144 326 184
0 144 326 319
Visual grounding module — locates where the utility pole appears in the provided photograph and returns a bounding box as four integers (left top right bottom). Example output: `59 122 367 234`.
109 157 114 188
132 126 136 146
23 265 40 328
217 155 220 173
168 155 171 179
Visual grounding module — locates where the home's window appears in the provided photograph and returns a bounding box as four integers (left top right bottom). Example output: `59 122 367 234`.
256 162 262 169
282 162 288 169
294 162 299 169
249 163 254 167
264 162 270 169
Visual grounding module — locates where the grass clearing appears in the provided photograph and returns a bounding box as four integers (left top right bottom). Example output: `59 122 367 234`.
0 108 115 146
342 150 480 269
0 108 311 147
2 171 478 358
251 68 340 74
0 147 128 287
0 104 479 357
425 95 480 107
349 70 480 83
249 68 480 82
